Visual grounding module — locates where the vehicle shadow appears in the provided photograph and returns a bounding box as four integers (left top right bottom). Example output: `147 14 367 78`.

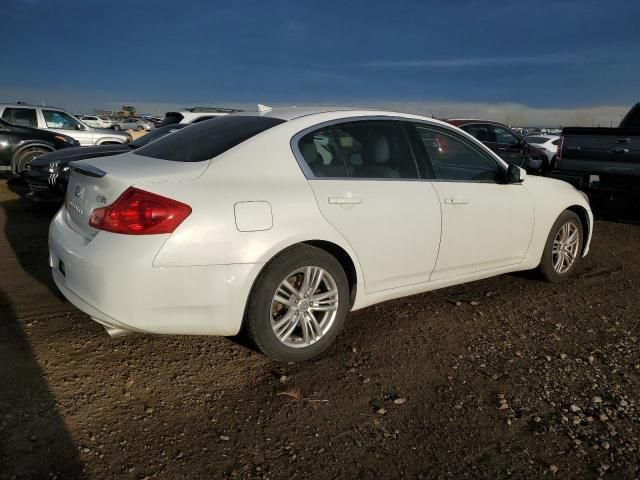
0 288 86 479
1 181 63 298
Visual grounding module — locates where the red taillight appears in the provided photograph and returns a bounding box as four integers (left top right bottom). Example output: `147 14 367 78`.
556 135 564 161
89 187 191 235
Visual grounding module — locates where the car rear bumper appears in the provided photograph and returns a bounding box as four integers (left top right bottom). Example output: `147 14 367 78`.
48 207 259 337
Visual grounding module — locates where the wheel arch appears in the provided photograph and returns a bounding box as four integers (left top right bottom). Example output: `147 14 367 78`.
244 239 360 323
11 142 54 174
566 204 591 255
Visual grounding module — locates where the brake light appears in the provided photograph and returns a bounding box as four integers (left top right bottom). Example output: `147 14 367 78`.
89 187 191 235
556 135 564 161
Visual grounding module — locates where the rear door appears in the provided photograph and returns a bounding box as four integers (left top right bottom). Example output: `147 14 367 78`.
411 123 534 280
296 119 442 293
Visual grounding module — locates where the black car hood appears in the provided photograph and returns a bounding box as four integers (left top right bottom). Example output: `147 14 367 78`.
29 144 132 167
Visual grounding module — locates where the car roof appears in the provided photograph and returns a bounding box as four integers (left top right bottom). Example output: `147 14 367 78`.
445 119 510 127
0 102 67 110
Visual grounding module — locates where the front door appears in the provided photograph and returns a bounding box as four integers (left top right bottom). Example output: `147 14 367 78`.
411 123 534 280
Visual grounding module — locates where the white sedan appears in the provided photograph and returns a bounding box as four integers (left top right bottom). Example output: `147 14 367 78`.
49 108 593 361
80 115 112 129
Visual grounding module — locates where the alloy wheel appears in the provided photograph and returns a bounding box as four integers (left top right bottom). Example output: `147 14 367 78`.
552 221 580 274
270 266 339 348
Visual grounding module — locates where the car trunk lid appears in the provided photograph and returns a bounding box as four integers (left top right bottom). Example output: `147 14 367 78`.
64 152 208 239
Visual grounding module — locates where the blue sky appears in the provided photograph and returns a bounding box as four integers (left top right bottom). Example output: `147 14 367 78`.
3 0 639 116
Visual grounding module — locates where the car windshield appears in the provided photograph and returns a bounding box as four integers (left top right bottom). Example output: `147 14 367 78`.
129 124 187 148
134 116 285 162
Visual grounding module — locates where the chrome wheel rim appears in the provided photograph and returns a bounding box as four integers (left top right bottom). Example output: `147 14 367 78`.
552 221 580 274
270 266 339 348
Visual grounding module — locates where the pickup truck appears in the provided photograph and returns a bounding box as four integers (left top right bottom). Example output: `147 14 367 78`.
552 103 640 194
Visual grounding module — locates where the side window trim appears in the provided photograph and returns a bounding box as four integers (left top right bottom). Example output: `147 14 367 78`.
291 116 425 181
410 122 507 184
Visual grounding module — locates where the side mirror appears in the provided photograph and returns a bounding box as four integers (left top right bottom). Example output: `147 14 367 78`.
507 164 526 184
76 123 84 130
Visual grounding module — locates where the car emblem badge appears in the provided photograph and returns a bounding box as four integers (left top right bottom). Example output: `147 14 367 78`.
75 185 84 198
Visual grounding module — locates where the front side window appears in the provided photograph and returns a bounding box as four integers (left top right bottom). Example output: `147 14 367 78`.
2 107 38 128
134 115 285 162
493 126 520 145
414 124 503 182
43 110 80 130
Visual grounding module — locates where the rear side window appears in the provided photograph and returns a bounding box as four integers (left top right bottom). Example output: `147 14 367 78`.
297 120 419 180
2 107 38 127
134 116 285 162
298 127 348 177
525 136 548 144
461 124 495 143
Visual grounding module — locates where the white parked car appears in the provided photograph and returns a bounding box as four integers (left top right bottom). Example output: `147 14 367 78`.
113 118 153 131
159 106 243 126
525 134 560 164
80 115 112 129
49 108 593 361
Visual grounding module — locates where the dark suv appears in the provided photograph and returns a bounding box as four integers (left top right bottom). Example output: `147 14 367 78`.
0 117 79 176
446 119 548 173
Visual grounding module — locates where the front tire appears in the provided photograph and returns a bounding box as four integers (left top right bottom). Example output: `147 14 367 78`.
538 210 583 282
244 245 350 362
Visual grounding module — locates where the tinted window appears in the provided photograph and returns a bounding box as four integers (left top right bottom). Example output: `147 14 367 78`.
414 124 502 182
334 121 418 179
462 124 495 143
493 126 520 145
2 107 38 127
43 110 80 130
135 116 285 162
130 124 186 148
299 127 348 177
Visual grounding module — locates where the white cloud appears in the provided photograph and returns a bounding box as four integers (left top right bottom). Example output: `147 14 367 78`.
365 52 589 68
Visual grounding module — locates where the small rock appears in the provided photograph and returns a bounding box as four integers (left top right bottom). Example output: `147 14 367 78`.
619 400 628 407
588 356 595 364
470 301 479 306
145 407 154 414
560 353 567 360
599 413 609 422
219 435 230 441
591 396 603 404
393 398 407 405
545 356 552 362
376 408 387 415
549 465 558 474
570 404 581 413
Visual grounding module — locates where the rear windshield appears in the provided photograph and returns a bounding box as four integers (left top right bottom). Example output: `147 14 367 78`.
134 116 285 162
130 124 186 148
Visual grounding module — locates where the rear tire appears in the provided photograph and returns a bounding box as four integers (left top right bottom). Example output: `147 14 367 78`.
244 245 350 362
538 210 583 282
12 146 50 176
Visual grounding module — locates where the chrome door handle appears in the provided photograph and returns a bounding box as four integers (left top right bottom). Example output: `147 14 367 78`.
328 196 362 205
444 197 469 205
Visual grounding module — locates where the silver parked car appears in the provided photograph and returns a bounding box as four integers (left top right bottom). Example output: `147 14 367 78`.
112 117 153 131
0 104 130 146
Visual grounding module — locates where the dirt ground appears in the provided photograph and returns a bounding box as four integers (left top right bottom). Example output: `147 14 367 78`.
1 179 638 480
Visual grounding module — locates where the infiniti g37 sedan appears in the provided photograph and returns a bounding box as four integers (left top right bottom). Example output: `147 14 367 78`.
49 108 593 361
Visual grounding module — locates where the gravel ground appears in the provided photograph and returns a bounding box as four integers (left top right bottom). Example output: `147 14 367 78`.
1 180 638 480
